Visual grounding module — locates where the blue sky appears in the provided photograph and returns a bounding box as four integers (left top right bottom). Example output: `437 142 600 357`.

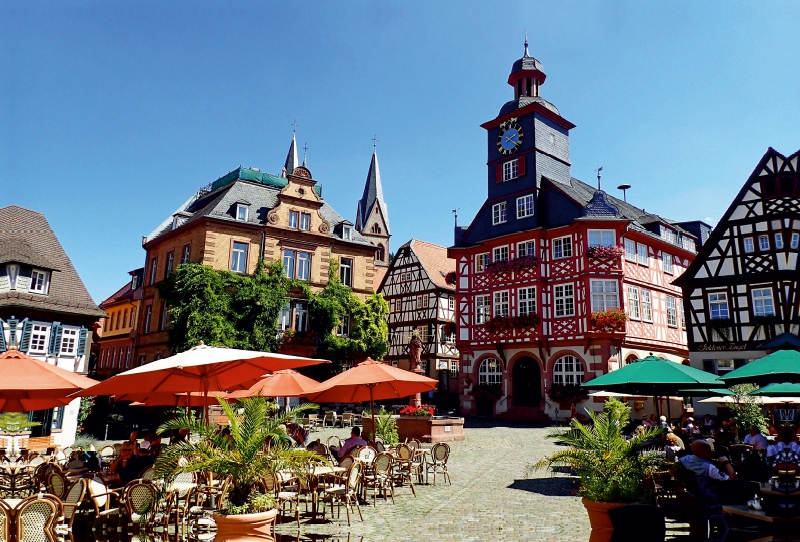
2 2 799 302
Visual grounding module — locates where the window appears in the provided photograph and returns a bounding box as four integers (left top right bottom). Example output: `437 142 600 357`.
181 245 191 264
475 295 491 324
29 324 48 353
661 227 676 245
400 271 412 282
478 358 503 385
492 202 507 225
160 302 168 330
339 258 353 287
493 246 508 263
448 295 455 310
475 253 490 272
775 233 784 249
165 251 174 277
283 250 296 278
343 226 352 240
680 302 686 330
288 211 299 228
516 194 534 219
743 237 754 253
279 303 291 331
627 287 640 320
122 309 128 329
297 252 311 281
144 305 152 333
125 347 131 368
553 236 572 259
236 204 248 222
371 223 382 234
752 288 775 316
682 237 696 252
295 303 309 331
493 291 509 317
231 242 248 273
708 292 729 319
624 239 636 262
450 360 459 378
416 295 428 309
115 311 121 330
29 270 48 294
637 243 648 265
376 244 385 262
60 328 78 356
591 280 619 311
337 314 350 337
666 296 678 327
588 230 615 247
663 253 673 274
518 241 536 257
792 233 800 249
502 159 518 181
299 213 311 231
518 287 536 316
554 284 575 317
150 258 157 285
759 235 769 251
129 308 136 327
553 355 584 385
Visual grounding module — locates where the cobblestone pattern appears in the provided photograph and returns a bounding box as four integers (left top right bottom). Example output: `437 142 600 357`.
274 421 591 541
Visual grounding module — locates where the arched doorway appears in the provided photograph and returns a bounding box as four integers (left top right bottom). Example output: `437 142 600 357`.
512 357 541 407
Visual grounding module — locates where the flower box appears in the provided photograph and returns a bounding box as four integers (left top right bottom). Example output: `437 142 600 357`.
590 309 628 332
484 255 539 276
484 314 541 336
586 245 624 259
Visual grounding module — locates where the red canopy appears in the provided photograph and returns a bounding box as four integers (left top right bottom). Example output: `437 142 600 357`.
229 369 321 399
0 347 99 412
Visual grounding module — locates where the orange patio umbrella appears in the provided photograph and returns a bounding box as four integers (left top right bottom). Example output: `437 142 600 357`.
228 369 321 399
0 346 99 412
119 391 232 407
305 358 439 416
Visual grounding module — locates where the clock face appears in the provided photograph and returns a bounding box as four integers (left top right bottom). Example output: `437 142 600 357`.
497 122 524 155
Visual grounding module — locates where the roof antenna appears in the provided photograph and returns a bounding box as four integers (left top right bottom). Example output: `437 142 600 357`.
617 184 631 202
452 208 460 228
595 166 603 191
302 142 308 166
524 31 529 56
372 135 379 152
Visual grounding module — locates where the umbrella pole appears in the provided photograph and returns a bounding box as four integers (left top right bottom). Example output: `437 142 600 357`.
667 396 672 424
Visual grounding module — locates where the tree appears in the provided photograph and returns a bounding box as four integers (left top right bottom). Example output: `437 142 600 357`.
729 384 768 438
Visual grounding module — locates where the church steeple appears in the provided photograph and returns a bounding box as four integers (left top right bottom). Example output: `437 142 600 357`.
281 132 299 177
355 147 391 266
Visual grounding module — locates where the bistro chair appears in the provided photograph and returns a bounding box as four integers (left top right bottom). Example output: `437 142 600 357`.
61 478 88 531
88 476 122 532
264 473 303 526
323 411 336 427
16 494 61 542
321 461 363 526
45 470 69 500
357 446 377 464
0 499 9 542
393 444 418 496
425 443 451 485
122 479 159 531
326 436 342 449
363 452 395 505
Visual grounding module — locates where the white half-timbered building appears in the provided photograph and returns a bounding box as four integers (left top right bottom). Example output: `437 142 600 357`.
675 148 800 380
378 239 459 401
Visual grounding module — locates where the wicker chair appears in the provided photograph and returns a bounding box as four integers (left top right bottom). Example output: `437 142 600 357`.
61 478 87 531
87 476 122 532
0 498 9 542
326 436 342 449
16 494 61 542
45 470 69 500
339 456 354 469
340 413 354 427
321 461 363 525
264 473 304 526
363 452 395 505
122 479 159 530
357 446 377 464
322 411 336 427
424 443 451 485
393 444 418 497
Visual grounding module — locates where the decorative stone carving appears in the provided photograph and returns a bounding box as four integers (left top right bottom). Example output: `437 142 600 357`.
408 333 422 371
291 166 312 179
267 211 279 225
318 221 330 234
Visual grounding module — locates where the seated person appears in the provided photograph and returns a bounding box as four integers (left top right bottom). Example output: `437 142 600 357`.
664 432 685 460
679 439 736 481
766 426 800 471
332 427 367 460
658 416 671 431
107 442 154 486
743 425 768 451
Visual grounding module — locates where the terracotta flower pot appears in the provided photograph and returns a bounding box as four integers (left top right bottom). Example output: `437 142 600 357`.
213 509 278 542
582 498 627 535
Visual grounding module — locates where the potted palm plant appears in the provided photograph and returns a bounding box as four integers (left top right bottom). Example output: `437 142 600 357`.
156 396 322 541
532 399 666 538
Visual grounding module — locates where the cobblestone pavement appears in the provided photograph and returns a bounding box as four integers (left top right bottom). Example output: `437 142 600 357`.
274 419 592 542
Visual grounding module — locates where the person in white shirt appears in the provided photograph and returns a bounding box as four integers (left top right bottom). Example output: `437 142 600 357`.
743 425 769 450
679 439 736 481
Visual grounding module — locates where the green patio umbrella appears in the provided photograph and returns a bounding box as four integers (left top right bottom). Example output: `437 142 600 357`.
721 350 800 386
749 382 800 398
676 388 735 397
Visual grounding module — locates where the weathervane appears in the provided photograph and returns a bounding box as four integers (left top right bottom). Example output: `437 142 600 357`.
452 208 460 228
595 166 603 190
303 143 308 166
372 135 379 151
291 120 298 134
524 30 529 56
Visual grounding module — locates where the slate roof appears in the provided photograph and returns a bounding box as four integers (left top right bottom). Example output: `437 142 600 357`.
0 205 105 318
402 239 456 291
355 152 390 234
511 53 544 75
553 177 695 246
498 95 560 117
0 238 59 270
146 173 375 248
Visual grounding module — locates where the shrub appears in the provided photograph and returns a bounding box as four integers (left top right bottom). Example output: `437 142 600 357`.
547 384 588 405
373 409 399 445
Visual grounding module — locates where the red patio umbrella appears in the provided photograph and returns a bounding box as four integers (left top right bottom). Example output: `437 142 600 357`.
119 392 231 407
305 358 439 416
0 347 99 412
228 369 321 399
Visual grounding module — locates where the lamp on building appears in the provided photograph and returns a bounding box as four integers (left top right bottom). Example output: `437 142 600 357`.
488 359 497 370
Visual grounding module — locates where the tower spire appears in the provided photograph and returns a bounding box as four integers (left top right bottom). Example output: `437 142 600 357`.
282 128 299 177
524 31 529 56
302 142 308 166
596 166 603 190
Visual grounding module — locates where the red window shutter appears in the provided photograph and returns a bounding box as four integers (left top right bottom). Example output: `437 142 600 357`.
495 165 503 183
518 155 526 176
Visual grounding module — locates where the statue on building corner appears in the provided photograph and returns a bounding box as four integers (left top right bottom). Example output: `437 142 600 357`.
407 330 422 371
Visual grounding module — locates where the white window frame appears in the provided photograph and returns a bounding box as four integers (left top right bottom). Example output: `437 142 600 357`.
235 204 248 222
588 229 615 247
516 194 534 219
641 290 653 323
775 233 784 249
518 241 535 257
624 238 636 262
29 323 49 354
297 252 311 281
518 287 536 316
708 292 729 320
553 355 584 385
295 302 309 332
450 360 459 378
282 250 296 278
552 236 572 259
493 290 509 318
752 288 775 316
792 233 800 249
758 235 770 251
165 251 174 276
475 295 491 325
663 253 673 274
554 283 575 317
144 305 152 333
343 226 352 240
666 296 678 328
493 246 509 263
336 313 350 337
492 202 507 225
181 244 191 264
502 159 518 182
475 253 490 272
637 243 648 266
744 237 755 253
29 269 49 294
299 213 311 231
478 358 503 385
448 295 455 310
627 287 640 320
231 242 248 273
339 258 353 287
288 211 299 229
150 257 157 285
60 327 79 357
591 279 619 311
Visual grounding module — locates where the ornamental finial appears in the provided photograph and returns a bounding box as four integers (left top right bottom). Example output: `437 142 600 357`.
524 30 529 56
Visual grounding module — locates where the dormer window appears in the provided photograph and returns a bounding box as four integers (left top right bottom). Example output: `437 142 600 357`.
289 211 299 228
343 226 352 240
236 204 248 222
29 269 49 294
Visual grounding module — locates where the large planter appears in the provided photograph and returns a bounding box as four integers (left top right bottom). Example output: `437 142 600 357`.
582 499 627 542
363 415 466 443
213 509 278 542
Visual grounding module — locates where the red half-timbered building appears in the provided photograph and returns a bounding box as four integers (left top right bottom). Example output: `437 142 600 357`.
449 42 702 420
